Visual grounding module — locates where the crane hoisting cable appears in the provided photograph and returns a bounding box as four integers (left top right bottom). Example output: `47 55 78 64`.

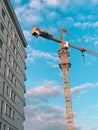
32 26 98 130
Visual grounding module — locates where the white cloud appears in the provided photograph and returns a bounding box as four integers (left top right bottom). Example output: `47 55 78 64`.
26 45 59 66
94 41 98 45
25 80 62 97
71 82 98 95
74 21 98 28
48 11 58 19
15 2 43 25
83 115 98 120
24 105 66 130
47 61 58 68
23 30 32 41
14 0 21 3
90 126 98 130
46 0 59 6
29 0 43 10
75 126 84 130
24 80 66 130
92 0 98 4
74 22 82 27
90 104 98 110
93 21 98 27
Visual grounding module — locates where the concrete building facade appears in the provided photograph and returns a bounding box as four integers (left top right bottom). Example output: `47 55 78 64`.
0 0 27 130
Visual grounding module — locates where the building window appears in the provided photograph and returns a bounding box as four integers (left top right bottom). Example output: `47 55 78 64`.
2 9 5 19
15 79 16 87
0 39 3 48
0 57 2 67
5 49 7 59
5 104 12 117
11 27 13 34
11 90 16 103
4 124 6 130
0 122 2 130
9 127 13 130
8 21 10 30
6 86 9 96
9 54 11 62
0 23 4 33
1 101 4 116
6 104 9 116
6 34 8 43
12 74 14 83
16 51 18 59
9 107 12 118
8 69 11 79
4 65 6 77
13 111 15 120
2 82 5 95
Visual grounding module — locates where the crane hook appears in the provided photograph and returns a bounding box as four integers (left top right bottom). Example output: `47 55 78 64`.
82 52 85 63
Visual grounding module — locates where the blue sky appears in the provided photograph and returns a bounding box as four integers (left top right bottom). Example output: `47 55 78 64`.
11 0 98 130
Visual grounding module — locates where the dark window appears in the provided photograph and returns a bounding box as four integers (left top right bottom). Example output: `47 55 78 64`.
8 69 10 79
11 27 13 34
9 54 11 62
0 57 2 67
13 111 15 120
9 127 12 130
0 122 1 130
4 124 6 130
6 86 9 96
8 21 10 29
0 23 4 33
5 49 7 59
2 9 5 19
0 39 3 48
9 107 12 117
15 79 16 86
1 101 3 116
2 82 5 95
12 74 14 82
6 35 8 43
4 65 6 77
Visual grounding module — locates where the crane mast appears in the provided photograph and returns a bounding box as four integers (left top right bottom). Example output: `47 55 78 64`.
32 26 98 130
58 41 74 130
58 28 74 129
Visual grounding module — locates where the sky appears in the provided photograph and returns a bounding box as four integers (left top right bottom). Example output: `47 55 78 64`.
11 0 98 130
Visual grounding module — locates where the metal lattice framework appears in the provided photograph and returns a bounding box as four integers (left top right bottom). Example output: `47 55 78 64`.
32 26 98 130
58 42 74 130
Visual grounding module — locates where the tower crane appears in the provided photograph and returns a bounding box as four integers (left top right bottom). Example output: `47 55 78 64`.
32 26 98 130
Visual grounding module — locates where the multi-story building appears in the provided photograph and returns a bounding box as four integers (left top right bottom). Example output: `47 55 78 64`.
0 0 27 130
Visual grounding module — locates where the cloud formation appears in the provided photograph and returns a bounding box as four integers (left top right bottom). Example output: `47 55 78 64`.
24 80 66 130
26 45 59 67
25 80 62 97
14 0 98 29
90 126 98 130
71 82 98 95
